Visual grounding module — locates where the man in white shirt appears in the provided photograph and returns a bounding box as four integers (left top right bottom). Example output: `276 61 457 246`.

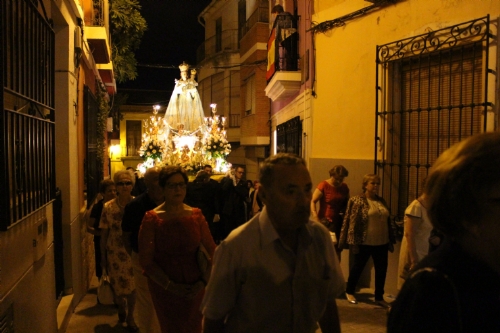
201 153 344 333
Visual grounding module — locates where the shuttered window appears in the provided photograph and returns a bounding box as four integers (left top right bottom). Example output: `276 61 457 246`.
376 17 491 220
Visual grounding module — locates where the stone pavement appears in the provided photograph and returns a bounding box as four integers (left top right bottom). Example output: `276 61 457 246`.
63 278 389 333
334 289 391 333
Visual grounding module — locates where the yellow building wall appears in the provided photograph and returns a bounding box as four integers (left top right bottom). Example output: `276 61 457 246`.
311 0 499 296
311 0 499 160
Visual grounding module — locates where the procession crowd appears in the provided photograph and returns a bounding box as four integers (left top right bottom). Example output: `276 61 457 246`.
87 131 500 333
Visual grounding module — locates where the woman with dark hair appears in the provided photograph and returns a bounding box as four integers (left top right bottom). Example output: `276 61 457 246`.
139 166 216 333
87 178 116 281
311 165 350 259
388 132 500 332
338 174 397 307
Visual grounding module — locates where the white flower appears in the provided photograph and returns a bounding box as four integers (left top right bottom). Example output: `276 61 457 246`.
152 149 157 153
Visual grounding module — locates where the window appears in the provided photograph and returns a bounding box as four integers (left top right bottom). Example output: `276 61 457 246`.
1 0 55 230
238 0 246 40
375 17 492 220
85 86 101 207
126 121 142 156
276 116 302 156
198 71 240 128
215 17 222 53
244 75 255 116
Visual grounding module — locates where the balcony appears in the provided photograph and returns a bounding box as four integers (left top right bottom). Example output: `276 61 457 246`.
85 0 110 64
97 62 116 95
240 4 269 40
197 29 239 63
265 71 301 102
265 14 301 102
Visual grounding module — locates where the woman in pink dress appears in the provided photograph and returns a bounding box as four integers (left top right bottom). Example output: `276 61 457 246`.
139 166 216 333
311 165 350 259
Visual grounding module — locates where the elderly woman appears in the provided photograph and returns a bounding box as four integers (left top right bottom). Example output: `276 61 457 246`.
100 169 137 331
139 166 216 333
338 174 397 307
311 165 350 259
388 133 500 332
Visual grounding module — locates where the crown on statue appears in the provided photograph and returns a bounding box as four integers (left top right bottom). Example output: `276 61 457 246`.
179 62 189 72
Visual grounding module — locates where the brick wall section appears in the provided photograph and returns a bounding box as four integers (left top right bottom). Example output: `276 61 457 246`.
240 23 271 141
240 23 270 54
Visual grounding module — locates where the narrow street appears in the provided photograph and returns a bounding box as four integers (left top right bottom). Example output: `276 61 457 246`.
63 278 388 333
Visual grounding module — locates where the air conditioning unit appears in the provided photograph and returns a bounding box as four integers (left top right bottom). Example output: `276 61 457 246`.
74 26 82 52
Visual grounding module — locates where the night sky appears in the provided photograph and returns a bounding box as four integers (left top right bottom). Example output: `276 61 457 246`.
117 0 212 105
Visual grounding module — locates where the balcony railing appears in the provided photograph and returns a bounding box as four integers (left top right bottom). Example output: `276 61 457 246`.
197 29 239 63
90 0 105 27
240 4 269 39
266 14 299 82
229 114 240 128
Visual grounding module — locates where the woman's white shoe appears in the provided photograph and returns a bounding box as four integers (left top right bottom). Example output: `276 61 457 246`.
346 293 358 304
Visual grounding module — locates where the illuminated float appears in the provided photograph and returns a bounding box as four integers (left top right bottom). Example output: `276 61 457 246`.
138 62 231 175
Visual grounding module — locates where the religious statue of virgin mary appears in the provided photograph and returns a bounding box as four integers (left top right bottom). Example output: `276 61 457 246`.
163 62 206 133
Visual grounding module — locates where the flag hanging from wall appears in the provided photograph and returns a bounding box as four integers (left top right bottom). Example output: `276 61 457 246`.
266 28 276 81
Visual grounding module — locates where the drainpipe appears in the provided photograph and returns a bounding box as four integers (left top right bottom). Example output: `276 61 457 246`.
268 99 272 157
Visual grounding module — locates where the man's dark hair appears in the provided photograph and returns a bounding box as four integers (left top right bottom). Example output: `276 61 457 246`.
271 4 284 14
259 153 306 188
99 179 115 193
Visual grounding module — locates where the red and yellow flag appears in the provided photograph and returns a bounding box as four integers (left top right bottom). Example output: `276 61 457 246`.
266 28 276 81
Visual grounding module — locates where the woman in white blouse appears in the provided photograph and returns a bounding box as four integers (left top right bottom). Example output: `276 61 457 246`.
397 193 433 289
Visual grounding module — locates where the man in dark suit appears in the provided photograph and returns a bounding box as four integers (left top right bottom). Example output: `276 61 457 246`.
220 166 249 240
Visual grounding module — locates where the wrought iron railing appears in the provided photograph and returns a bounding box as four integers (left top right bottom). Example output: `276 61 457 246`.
240 4 269 39
375 16 492 221
229 114 240 128
90 0 105 27
267 13 299 81
1 0 56 230
277 116 302 156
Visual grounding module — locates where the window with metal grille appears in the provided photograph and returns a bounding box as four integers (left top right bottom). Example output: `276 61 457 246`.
1 0 56 230
276 116 302 156
375 16 492 221
126 120 142 156
85 86 101 208
244 75 255 116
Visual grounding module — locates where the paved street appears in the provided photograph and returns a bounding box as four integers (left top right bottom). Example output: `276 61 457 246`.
64 278 388 332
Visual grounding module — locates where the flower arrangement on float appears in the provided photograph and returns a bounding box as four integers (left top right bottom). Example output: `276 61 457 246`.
140 139 164 160
203 104 231 173
138 105 168 173
136 103 232 176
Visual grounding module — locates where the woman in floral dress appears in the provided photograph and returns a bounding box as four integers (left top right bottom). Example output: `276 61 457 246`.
100 169 138 331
